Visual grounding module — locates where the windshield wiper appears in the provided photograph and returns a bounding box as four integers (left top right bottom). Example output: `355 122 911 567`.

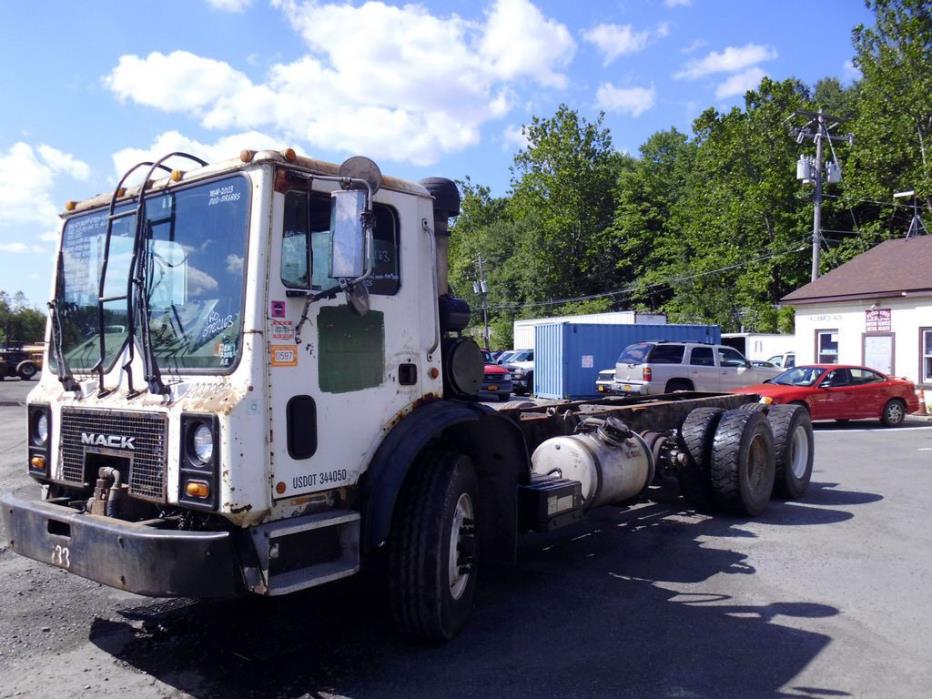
134 220 169 395
116 151 206 396
48 252 80 393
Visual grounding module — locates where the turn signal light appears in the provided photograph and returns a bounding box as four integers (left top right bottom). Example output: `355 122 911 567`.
184 481 211 499
30 455 46 471
643 367 653 381
759 396 774 405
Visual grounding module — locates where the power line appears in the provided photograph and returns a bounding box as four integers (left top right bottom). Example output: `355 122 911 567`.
487 238 809 312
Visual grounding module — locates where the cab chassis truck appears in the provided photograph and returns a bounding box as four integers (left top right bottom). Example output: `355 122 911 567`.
1 150 815 641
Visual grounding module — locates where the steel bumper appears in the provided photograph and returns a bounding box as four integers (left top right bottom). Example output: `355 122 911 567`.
1 491 240 598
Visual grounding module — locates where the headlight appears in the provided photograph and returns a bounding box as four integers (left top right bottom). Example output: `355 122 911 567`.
35 413 49 445
192 423 214 464
512 368 524 377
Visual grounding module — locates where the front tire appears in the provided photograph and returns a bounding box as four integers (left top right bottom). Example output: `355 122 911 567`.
389 450 479 642
881 399 906 427
17 362 37 380
767 404 814 499
710 409 776 516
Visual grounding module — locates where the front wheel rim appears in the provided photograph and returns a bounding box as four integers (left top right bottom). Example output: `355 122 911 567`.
448 493 475 601
789 425 809 479
887 402 903 423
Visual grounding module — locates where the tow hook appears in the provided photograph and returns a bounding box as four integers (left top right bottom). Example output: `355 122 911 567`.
88 467 125 518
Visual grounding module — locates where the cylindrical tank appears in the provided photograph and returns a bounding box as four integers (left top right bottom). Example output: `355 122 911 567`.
530 419 653 509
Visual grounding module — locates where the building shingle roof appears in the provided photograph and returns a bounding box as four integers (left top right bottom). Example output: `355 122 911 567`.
782 235 932 305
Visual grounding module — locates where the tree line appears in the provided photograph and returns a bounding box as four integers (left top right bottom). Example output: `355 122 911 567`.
449 0 930 348
0 291 45 344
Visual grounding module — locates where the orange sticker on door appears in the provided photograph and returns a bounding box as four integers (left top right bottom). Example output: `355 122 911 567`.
270 345 298 367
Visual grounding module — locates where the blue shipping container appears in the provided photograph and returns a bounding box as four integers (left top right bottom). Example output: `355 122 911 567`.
534 323 721 400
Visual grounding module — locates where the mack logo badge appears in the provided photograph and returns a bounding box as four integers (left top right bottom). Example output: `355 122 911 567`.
80 433 136 450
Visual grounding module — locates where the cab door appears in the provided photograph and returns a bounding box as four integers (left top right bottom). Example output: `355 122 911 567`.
265 184 441 501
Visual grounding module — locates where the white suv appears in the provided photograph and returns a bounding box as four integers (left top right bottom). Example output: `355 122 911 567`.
611 341 781 395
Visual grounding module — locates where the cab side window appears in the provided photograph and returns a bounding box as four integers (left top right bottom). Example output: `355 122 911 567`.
281 190 400 295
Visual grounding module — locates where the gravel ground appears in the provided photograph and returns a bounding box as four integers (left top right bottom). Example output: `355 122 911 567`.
1 379 931 698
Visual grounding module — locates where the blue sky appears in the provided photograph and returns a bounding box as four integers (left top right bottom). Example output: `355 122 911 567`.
0 0 871 305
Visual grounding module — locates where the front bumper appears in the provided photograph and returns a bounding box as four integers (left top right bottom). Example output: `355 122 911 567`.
1 491 240 598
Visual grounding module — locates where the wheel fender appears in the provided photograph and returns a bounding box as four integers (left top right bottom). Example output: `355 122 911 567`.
359 398 530 571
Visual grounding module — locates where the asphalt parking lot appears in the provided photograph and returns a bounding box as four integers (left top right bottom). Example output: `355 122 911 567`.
1 379 931 698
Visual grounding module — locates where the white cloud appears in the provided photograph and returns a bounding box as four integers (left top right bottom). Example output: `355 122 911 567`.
0 142 89 228
843 59 861 83
665 0 692 6
583 23 668 66
0 242 30 253
715 66 767 99
502 124 529 150
206 0 252 11
595 83 656 117
39 231 59 242
681 39 707 54
481 0 576 87
226 253 244 274
111 130 281 180
675 43 777 79
104 0 576 166
38 145 91 181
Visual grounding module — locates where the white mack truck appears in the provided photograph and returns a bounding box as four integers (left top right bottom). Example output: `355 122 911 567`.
1 149 815 641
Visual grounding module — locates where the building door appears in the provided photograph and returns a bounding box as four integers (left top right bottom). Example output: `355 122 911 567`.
863 334 894 376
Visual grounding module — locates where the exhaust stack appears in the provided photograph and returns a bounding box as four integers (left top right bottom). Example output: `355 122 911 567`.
419 177 461 296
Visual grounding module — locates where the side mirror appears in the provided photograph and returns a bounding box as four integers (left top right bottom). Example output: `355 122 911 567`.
330 189 368 279
763 378 771 383
744 360 752 368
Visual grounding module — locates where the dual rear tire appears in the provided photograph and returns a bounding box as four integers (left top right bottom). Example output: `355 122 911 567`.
677 403 814 515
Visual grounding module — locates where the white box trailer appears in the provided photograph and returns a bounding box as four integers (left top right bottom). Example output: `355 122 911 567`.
514 311 666 351
721 333 796 361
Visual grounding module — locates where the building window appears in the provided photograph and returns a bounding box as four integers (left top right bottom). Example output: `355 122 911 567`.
922 328 932 384
816 329 839 364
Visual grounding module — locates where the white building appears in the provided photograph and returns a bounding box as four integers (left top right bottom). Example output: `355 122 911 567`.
782 236 932 389
513 311 666 350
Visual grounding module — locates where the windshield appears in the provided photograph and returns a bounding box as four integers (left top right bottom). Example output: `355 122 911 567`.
54 175 249 374
771 366 825 386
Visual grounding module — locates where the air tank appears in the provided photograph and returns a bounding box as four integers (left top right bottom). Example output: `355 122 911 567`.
530 417 653 510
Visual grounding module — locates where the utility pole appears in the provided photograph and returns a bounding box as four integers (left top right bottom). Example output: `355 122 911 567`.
791 108 853 281
473 255 490 350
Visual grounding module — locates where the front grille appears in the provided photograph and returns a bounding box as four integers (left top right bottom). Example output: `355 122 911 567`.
60 408 168 501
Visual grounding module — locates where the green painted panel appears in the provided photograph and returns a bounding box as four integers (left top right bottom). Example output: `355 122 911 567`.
318 306 385 393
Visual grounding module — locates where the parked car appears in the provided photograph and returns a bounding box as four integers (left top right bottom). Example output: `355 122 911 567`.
0 344 41 381
611 341 781 395
595 368 616 394
766 351 796 369
751 360 778 368
495 350 518 365
504 349 534 395
479 363 512 402
733 364 919 426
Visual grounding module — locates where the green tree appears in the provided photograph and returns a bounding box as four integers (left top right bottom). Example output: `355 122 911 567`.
507 105 631 305
848 0 931 213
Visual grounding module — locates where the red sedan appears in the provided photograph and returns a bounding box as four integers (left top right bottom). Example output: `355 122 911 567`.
734 364 919 426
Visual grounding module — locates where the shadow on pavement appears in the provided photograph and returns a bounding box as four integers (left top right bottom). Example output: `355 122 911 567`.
88 498 851 698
